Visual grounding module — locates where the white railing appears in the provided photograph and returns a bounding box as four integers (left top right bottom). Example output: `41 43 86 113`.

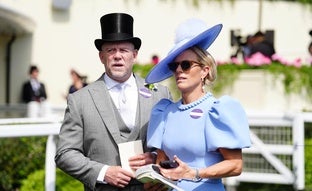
0 112 311 191
0 117 62 191
224 112 311 191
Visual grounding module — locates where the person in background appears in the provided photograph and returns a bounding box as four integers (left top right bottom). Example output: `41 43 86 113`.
55 13 171 191
22 65 49 117
22 65 47 103
151 55 159 65
308 30 312 65
68 69 88 94
242 34 254 61
145 18 251 191
308 41 312 65
249 31 275 59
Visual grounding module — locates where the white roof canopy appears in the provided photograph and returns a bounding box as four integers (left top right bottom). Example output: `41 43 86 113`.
0 3 35 35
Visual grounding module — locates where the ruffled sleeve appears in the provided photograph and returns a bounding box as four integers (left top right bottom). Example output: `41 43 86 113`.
147 98 172 149
205 95 251 151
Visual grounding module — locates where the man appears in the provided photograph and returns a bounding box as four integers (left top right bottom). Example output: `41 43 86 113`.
55 13 171 191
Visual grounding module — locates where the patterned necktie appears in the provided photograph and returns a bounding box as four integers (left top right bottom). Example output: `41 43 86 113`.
117 83 134 129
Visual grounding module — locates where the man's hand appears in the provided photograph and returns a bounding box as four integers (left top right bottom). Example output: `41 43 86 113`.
104 166 134 188
128 152 156 171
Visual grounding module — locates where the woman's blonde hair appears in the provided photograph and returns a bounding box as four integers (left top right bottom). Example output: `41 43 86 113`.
190 46 217 86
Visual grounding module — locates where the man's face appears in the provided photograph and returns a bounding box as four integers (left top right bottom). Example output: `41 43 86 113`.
99 42 138 83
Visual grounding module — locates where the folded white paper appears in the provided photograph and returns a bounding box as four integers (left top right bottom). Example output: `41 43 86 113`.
118 140 143 172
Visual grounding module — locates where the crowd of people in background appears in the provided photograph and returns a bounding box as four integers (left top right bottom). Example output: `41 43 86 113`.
231 30 275 62
231 29 312 65
243 31 275 60
21 65 89 117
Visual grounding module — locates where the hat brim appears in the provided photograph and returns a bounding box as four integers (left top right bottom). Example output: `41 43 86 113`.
94 37 141 51
145 24 222 84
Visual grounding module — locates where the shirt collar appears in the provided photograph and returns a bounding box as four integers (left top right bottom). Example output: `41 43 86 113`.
104 73 136 90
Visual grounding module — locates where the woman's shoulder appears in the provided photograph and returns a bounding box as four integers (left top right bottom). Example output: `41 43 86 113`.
206 95 251 150
212 95 244 109
153 98 173 110
208 94 247 123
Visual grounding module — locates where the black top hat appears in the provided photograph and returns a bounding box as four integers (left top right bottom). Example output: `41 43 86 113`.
94 13 141 51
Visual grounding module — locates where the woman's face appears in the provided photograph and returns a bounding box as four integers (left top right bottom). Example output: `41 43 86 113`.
172 49 207 94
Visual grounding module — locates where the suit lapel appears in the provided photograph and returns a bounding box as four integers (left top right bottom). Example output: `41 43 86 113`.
136 76 153 127
89 77 123 144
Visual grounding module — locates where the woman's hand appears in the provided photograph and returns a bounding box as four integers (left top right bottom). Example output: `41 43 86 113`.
159 155 194 181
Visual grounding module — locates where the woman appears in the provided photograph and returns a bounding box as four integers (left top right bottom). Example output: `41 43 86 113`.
145 19 251 191
68 69 88 94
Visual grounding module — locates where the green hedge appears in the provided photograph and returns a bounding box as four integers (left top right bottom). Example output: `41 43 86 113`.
0 137 46 191
20 168 83 191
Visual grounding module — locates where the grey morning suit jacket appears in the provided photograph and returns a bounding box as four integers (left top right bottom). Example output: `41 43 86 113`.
55 74 171 191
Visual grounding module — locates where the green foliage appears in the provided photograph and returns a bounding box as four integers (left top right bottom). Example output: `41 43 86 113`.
237 182 295 191
0 137 46 191
214 62 312 101
212 63 243 93
306 138 312 191
305 123 312 191
20 169 44 191
133 63 154 78
20 168 83 191
55 169 84 191
296 0 312 5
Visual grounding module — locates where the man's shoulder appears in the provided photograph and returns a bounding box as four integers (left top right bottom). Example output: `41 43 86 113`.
71 80 103 95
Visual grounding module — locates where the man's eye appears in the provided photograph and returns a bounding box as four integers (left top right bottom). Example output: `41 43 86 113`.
120 49 128 53
106 48 114 53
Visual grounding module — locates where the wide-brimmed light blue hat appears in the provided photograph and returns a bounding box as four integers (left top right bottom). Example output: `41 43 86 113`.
145 19 222 84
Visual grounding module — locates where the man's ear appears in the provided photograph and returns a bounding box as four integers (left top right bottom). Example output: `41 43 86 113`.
99 51 105 64
132 49 138 62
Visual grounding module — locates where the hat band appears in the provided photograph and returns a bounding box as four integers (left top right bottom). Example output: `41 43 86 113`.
102 33 134 41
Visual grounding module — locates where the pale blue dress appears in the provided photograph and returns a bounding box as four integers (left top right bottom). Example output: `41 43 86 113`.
147 93 251 191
